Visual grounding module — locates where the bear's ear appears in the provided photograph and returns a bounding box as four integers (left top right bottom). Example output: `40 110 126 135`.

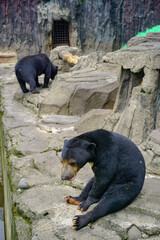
88 143 96 151
64 139 68 144
83 142 96 151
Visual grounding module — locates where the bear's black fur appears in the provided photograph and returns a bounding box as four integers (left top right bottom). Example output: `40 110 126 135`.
61 129 146 230
15 53 58 93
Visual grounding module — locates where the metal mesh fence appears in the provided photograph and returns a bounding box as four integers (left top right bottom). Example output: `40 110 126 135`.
53 20 70 47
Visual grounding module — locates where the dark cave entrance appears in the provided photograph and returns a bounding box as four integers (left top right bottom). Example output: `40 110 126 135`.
52 20 70 48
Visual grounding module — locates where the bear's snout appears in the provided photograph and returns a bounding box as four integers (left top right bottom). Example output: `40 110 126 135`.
61 174 70 181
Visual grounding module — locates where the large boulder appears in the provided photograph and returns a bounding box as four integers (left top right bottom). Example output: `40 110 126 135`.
102 32 160 145
38 68 119 116
50 46 82 73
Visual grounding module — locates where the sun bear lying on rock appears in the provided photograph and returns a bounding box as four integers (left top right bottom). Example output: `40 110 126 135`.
61 129 145 230
15 53 58 93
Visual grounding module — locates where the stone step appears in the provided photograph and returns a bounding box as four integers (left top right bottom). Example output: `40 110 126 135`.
0 52 17 64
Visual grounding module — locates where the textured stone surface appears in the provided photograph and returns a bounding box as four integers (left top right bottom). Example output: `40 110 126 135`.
127 226 142 240
1 1 160 56
39 69 118 116
103 33 160 146
75 109 112 134
140 129 160 176
50 46 82 73
1 40 160 239
15 67 118 117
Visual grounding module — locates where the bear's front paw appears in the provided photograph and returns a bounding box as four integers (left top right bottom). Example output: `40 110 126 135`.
31 89 40 94
77 201 90 211
37 83 42 87
42 85 49 88
64 196 82 205
23 89 29 93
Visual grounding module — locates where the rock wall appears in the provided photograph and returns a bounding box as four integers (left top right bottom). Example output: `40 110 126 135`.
0 0 160 56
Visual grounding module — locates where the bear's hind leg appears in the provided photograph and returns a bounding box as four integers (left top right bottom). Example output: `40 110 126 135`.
28 78 40 94
17 77 29 93
35 76 42 87
64 177 94 205
73 182 140 230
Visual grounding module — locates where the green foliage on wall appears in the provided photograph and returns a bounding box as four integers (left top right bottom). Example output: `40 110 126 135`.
121 25 160 49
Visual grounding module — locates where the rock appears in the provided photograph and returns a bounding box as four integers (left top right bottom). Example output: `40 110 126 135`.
96 177 160 239
7 126 49 155
31 236 38 240
18 178 29 190
1 1 160 55
59 52 80 65
14 87 52 114
150 129 160 144
1 52 160 240
130 178 160 221
39 114 80 125
71 51 106 71
13 54 119 117
140 129 160 175
0 52 17 64
103 33 160 145
14 185 81 219
38 82 76 116
75 109 112 133
38 68 118 116
127 226 141 240
50 46 82 73
15 216 31 240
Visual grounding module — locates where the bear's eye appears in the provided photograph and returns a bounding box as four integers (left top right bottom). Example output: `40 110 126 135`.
70 162 76 166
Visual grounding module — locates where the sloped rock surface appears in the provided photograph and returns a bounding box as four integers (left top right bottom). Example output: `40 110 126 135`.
39 69 118 116
1 60 160 240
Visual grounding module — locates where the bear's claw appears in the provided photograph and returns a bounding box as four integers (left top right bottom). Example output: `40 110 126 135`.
64 196 81 205
72 216 79 230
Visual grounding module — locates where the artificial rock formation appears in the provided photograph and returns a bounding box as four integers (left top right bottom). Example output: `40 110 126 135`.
1 57 160 240
1 0 160 56
14 49 119 117
50 46 82 73
74 33 160 179
76 33 160 144
102 32 160 146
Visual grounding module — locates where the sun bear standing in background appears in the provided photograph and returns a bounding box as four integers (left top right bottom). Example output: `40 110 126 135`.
15 53 58 94
61 129 146 230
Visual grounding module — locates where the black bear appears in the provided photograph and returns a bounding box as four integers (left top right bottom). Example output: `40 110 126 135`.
15 53 58 93
61 129 145 230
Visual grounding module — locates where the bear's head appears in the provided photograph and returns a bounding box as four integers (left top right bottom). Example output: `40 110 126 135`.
51 64 58 80
61 138 96 181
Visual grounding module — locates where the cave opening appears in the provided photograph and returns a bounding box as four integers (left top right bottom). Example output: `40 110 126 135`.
52 20 70 48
